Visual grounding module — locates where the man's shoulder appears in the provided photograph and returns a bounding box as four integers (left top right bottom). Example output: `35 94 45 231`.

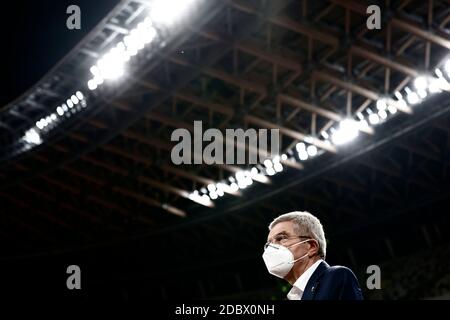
304 262 364 300
322 264 358 280
328 265 356 273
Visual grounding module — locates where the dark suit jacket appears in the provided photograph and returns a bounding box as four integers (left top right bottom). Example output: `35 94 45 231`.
301 261 364 300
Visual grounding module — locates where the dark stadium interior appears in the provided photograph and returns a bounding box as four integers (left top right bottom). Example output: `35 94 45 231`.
0 0 449 300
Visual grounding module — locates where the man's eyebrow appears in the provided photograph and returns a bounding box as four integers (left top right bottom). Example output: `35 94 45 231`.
267 231 289 241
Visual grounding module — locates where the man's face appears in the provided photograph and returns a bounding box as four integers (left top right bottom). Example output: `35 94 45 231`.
266 221 312 280
267 221 307 256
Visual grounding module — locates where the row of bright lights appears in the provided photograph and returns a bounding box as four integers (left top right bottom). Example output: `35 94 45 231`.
22 91 85 146
190 59 450 204
87 0 198 91
325 63 450 146
16 0 450 206
87 17 157 90
21 0 200 147
189 143 322 203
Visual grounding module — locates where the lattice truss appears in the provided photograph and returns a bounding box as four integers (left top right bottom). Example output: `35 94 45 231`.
0 0 449 249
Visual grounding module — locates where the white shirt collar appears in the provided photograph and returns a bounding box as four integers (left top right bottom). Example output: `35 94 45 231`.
287 259 323 300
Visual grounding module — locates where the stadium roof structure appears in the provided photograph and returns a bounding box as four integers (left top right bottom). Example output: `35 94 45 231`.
0 0 450 261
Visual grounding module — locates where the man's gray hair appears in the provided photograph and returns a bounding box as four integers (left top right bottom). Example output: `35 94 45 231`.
269 211 327 259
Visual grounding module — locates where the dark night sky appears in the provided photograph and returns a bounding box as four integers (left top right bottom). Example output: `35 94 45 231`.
1 0 120 107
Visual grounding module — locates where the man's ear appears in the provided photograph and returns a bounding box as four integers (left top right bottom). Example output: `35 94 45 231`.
308 240 319 256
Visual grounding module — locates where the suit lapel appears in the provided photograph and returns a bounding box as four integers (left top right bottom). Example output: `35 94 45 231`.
301 261 330 300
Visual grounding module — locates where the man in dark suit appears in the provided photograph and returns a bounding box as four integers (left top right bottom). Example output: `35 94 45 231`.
262 211 363 300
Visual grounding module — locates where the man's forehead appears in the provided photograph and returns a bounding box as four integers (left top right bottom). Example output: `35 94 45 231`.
268 221 294 238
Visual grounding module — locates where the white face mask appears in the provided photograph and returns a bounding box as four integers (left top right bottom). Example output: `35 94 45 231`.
262 239 311 278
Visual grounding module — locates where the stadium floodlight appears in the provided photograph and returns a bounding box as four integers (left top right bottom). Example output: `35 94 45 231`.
387 104 397 114
368 113 380 125
93 76 104 86
414 76 428 91
331 119 359 145
148 0 197 26
378 109 388 120
295 142 306 152
230 182 239 192
87 79 97 90
56 106 64 116
281 154 288 161
216 183 224 191
76 91 84 100
432 69 450 91
250 167 258 176
23 128 42 145
407 92 419 104
236 171 253 188
188 192 213 206
216 188 224 197
263 159 273 168
417 89 427 99
237 179 248 189
266 167 276 176
274 162 283 172
132 21 157 48
96 50 125 80
90 65 101 77
428 77 442 93
307 145 318 157
376 99 387 110
235 171 245 182
405 87 420 105
207 183 216 192
298 150 308 161
238 180 248 189
123 37 138 57
86 12 160 90
209 191 218 200
71 95 79 105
